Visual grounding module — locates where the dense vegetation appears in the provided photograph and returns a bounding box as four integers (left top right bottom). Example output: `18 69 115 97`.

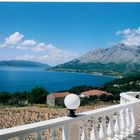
100 72 140 97
68 85 95 95
0 87 49 106
67 73 140 103
0 85 115 107
68 85 118 104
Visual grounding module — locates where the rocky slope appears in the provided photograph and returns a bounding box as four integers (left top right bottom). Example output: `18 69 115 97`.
77 43 140 64
50 43 140 76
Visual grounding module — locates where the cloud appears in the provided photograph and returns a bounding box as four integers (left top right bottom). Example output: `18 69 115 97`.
31 43 52 52
16 45 28 50
0 32 79 66
21 39 37 46
5 32 24 45
116 27 140 46
33 43 79 65
116 28 131 36
32 43 64 53
0 43 7 48
17 39 37 50
38 51 78 66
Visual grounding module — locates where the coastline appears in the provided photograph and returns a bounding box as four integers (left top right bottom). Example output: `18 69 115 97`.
47 69 121 79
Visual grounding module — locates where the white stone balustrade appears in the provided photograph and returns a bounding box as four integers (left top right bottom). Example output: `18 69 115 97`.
0 91 140 140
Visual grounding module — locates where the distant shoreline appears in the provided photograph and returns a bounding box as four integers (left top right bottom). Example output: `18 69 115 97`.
48 69 121 79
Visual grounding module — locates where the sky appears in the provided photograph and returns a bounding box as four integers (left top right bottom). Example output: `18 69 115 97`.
1 2 140 66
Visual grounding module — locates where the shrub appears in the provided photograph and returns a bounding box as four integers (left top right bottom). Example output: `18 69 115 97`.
9 92 28 106
0 92 12 105
89 95 98 101
99 94 114 102
28 86 49 104
68 85 94 95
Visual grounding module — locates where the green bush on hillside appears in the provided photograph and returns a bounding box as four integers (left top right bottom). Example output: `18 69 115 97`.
99 94 114 102
68 85 95 95
100 72 140 98
0 87 49 106
28 86 49 104
0 92 12 105
10 92 28 106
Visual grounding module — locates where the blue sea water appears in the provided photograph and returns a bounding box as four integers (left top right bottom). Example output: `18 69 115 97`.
0 67 115 93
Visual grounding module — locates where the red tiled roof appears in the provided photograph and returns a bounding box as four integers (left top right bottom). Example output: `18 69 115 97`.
81 90 111 96
53 92 69 98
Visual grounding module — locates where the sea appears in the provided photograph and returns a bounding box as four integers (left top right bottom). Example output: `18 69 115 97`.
0 66 116 93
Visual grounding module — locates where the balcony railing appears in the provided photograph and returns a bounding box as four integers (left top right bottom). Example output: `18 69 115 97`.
0 91 140 140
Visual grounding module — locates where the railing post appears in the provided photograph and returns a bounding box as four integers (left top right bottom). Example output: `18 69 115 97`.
135 104 140 132
114 110 121 139
51 127 57 140
107 113 114 140
62 124 70 140
125 108 132 137
81 119 89 140
131 105 140 134
99 116 107 140
119 109 127 140
90 117 99 140
63 121 80 140
71 121 81 140
36 131 43 140
120 96 125 104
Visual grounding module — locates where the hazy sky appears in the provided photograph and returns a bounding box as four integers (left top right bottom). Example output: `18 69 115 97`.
0 2 140 66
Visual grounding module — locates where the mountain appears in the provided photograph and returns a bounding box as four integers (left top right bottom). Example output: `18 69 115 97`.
76 43 140 64
0 60 50 68
50 43 140 77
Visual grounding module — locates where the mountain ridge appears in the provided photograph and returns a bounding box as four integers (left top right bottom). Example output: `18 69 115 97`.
50 43 140 77
0 60 51 68
76 43 140 64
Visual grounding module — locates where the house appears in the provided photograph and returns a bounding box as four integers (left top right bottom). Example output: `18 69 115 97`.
47 92 69 106
80 90 112 98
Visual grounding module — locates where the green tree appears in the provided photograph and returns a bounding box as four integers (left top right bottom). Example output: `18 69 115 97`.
28 86 49 104
68 85 94 95
105 95 114 102
89 95 98 102
99 94 114 102
10 92 28 106
0 92 12 105
99 94 108 102
113 95 120 102
81 97 90 106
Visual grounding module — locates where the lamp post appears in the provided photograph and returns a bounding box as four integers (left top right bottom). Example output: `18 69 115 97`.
64 94 80 117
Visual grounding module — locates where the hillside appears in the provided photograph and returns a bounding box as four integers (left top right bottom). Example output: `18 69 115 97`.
100 72 140 97
50 43 140 77
0 60 50 68
65 73 140 100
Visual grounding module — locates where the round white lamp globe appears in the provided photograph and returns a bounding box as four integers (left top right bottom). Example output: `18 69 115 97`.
64 94 80 110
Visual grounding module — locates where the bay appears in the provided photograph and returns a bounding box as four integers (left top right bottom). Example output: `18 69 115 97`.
0 66 115 93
